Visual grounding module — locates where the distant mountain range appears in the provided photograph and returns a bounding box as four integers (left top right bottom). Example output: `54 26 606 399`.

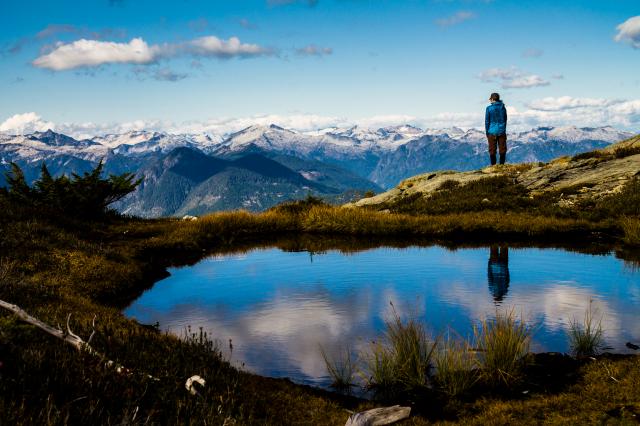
0 125 634 217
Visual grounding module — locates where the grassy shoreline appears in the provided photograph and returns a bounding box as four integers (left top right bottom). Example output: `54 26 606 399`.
1 197 639 424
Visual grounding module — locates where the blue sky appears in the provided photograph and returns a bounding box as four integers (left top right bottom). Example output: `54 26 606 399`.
1 0 639 136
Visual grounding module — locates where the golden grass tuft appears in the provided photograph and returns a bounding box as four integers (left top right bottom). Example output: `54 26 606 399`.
473 309 531 388
621 216 640 246
568 301 604 357
363 305 438 395
435 334 478 397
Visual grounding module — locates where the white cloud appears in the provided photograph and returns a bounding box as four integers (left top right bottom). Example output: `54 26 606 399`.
186 36 271 58
436 11 476 27
3 99 640 140
503 75 549 89
526 96 621 111
479 67 550 89
173 114 351 135
0 112 54 134
33 38 158 71
615 15 640 49
507 97 640 130
32 35 271 71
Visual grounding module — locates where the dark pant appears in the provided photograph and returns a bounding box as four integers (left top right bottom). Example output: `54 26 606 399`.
487 133 507 156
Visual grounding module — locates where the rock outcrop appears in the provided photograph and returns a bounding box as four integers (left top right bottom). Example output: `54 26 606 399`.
349 135 640 209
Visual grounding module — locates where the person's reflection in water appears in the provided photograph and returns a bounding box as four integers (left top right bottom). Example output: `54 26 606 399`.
488 246 510 302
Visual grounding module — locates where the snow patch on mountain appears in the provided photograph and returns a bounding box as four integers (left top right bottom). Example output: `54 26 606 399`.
0 125 634 166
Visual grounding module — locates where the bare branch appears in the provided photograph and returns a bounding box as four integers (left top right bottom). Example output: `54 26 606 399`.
0 298 158 381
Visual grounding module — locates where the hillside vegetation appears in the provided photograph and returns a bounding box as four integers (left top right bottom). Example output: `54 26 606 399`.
0 136 639 424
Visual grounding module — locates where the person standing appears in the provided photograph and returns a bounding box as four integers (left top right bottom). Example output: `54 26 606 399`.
485 93 508 165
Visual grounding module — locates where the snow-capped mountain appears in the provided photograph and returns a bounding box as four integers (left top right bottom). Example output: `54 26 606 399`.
0 124 634 215
3 124 631 165
513 126 630 144
92 131 223 156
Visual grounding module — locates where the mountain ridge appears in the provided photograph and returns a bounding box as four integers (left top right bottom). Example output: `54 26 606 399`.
0 125 635 216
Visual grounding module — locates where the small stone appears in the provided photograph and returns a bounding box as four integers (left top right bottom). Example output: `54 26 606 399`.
482 198 490 203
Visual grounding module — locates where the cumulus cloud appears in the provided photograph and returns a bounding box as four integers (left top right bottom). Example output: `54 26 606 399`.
295 44 333 56
32 36 272 71
615 15 640 49
0 112 55 134
4 98 640 139
33 38 158 70
479 67 550 89
508 97 640 130
436 11 476 27
185 36 270 58
527 96 621 111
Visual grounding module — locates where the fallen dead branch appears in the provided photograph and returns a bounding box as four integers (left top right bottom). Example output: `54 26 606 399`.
0 299 96 354
0 298 160 382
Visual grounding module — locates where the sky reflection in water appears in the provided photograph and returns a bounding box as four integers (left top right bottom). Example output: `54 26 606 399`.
124 246 640 387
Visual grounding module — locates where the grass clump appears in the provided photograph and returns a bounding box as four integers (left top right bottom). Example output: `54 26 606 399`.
621 216 640 245
569 301 604 357
571 151 607 162
320 345 356 390
267 194 327 215
435 335 478 397
591 178 640 218
438 179 460 191
364 305 438 396
473 309 531 388
614 145 640 159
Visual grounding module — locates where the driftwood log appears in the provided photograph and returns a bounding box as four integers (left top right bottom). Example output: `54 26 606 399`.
345 405 411 426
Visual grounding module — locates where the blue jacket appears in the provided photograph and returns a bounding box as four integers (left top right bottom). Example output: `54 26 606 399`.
485 101 507 135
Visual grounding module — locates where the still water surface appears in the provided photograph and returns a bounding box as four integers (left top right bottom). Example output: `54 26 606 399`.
125 245 640 387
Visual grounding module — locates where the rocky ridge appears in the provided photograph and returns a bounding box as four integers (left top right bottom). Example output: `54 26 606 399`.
350 134 640 209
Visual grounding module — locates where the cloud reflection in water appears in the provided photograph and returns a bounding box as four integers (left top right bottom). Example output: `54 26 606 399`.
125 246 640 387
